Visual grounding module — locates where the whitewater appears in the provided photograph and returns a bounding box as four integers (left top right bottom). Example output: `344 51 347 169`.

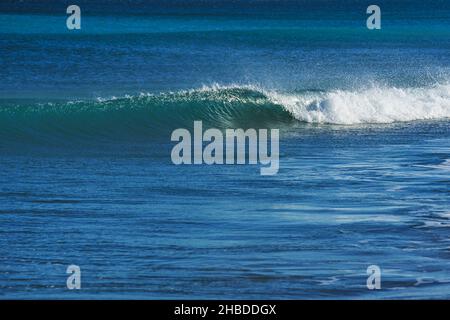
269 83 450 125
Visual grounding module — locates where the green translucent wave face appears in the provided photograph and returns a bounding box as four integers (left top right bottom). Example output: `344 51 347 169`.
0 87 294 144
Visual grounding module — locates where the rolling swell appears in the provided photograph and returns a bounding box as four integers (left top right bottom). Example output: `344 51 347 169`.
0 86 293 144
1 83 450 144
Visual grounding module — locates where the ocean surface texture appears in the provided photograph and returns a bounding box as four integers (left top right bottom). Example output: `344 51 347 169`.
0 0 450 299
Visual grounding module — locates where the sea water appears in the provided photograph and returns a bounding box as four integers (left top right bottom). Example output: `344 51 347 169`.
0 0 450 299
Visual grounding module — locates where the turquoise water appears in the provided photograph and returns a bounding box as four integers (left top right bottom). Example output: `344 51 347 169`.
0 0 450 299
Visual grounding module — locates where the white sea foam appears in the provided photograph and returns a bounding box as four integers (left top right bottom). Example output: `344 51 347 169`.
268 83 450 125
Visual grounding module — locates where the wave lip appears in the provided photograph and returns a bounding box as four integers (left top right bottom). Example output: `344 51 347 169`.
269 83 450 125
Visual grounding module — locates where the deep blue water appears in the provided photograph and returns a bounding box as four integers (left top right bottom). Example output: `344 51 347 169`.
0 0 450 299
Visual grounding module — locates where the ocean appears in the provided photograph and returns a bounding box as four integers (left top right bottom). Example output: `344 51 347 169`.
0 0 450 299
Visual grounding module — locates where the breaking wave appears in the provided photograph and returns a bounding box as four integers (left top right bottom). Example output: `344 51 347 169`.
269 83 450 125
1 83 449 142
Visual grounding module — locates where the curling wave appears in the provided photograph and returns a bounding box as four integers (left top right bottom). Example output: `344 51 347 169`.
0 83 449 142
